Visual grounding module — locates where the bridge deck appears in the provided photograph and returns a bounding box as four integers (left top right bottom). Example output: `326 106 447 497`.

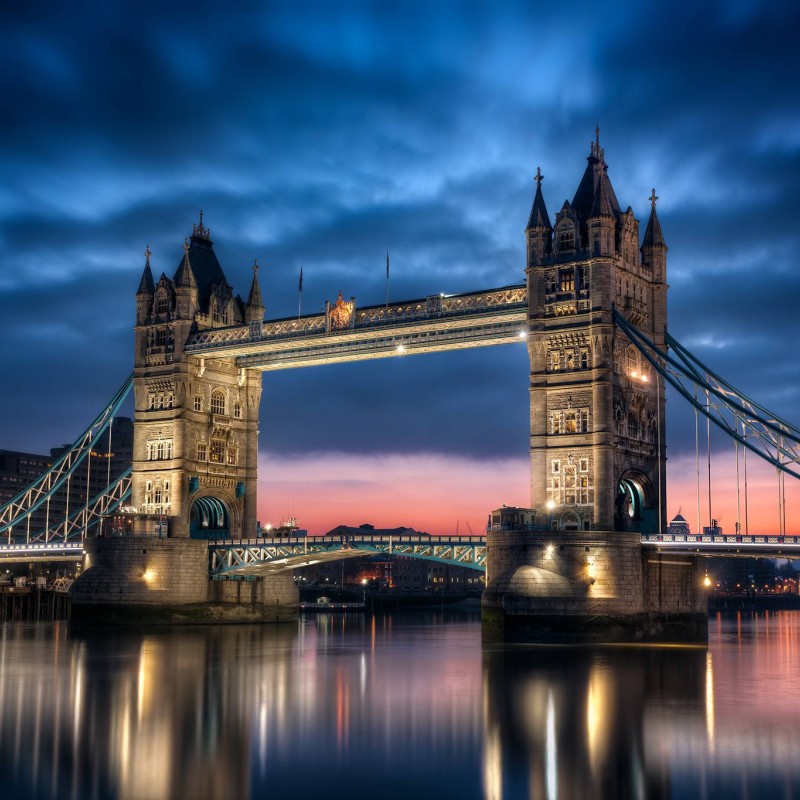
184 285 528 369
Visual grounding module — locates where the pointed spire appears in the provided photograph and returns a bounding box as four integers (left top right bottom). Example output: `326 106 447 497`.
642 188 666 248
590 172 615 218
175 238 198 289
572 129 621 221
136 244 155 295
526 167 552 230
246 259 264 309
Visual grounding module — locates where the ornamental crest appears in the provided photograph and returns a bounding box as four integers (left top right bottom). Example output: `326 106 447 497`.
327 291 354 331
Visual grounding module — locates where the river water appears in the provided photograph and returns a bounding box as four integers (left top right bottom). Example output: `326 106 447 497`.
1 610 799 800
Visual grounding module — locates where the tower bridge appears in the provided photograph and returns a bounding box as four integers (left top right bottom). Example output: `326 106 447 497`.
2 135 798 640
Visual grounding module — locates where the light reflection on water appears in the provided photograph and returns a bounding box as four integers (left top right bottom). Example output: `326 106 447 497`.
1 610 799 799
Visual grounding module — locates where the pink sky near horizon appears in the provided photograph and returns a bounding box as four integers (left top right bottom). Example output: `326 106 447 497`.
258 449 799 536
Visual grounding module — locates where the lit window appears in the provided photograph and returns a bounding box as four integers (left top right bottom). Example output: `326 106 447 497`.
626 345 639 376
564 411 577 433
550 351 560 371
209 440 224 463
227 447 238 466
559 269 575 292
210 389 226 416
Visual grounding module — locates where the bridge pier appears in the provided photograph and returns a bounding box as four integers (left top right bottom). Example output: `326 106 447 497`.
482 528 707 644
69 537 298 624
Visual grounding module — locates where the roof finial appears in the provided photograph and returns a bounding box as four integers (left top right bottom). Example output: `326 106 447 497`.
595 124 600 147
184 237 190 253
253 258 259 275
534 166 543 187
192 210 210 240
650 188 658 209
145 245 151 266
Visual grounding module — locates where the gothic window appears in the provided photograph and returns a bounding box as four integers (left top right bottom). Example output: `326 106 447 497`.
551 414 561 435
155 328 166 346
550 351 561 371
565 350 575 370
196 441 207 461
163 480 170 507
564 466 577 505
547 272 557 293
558 228 575 252
580 410 589 433
148 395 155 410
564 411 577 433
233 401 242 419
579 458 589 472
580 349 590 370
626 345 639 377
144 481 153 505
227 446 238 466
559 270 575 292
212 301 221 323
194 394 203 412
209 439 224 464
153 486 162 505
210 389 226 416
579 476 590 504
155 293 168 314
627 411 639 439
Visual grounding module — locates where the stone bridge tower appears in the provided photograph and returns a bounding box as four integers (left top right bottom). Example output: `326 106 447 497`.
131 215 263 538
525 135 667 534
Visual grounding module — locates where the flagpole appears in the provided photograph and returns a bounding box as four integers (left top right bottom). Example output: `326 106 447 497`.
385 251 389 309
298 265 303 321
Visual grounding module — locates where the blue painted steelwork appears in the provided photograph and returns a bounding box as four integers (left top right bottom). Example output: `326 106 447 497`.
190 496 229 539
209 534 488 576
0 375 133 537
614 310 800 479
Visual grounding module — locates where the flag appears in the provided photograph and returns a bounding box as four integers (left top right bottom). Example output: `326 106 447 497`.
299 265 303 293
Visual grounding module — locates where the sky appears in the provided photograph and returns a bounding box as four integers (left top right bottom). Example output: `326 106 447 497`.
1 1 799 534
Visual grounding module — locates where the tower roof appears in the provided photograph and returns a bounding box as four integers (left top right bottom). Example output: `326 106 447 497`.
590 171 616 218
246 260 264 310
571 131 621 222
174 239 198 290
526 167 552 230
172 213 230 312
136 245 155 295
642 189 666 249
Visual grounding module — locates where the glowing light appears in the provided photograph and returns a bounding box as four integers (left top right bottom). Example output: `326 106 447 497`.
545 544 554 557
703 574 712 588
518 330 527 339
396 344 406 353
546 500 555 510
361 578 368 585
141 569 156 584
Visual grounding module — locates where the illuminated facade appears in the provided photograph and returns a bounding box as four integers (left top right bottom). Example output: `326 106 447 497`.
133 217 263 537
526 134 667 533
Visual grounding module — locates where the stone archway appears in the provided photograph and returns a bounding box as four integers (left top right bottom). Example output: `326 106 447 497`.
615 471 655 533
190 496 230 540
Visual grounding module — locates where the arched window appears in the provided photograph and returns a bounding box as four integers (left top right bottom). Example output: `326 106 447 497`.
558 227 575 252
210 389 226 416
194 394 203 412
155 293 169 314
233 401 242 419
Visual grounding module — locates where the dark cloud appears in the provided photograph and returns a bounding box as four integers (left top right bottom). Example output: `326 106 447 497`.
1 0 798 475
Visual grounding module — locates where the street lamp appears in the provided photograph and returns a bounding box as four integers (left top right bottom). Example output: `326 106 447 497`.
546 499 555 531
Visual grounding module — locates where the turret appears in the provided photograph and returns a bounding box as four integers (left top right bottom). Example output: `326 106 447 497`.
641 188 667 281
525 167 552 267
587 171 617 257
174 239 198 320
244 260 265 324
136 245 155 324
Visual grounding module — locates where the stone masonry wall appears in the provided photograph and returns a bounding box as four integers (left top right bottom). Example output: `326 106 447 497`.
71 537 210 605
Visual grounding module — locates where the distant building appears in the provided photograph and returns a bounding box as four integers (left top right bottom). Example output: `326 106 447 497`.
667 513 691 536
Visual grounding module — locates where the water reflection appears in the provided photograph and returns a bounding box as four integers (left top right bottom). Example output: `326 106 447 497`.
0 611 799 799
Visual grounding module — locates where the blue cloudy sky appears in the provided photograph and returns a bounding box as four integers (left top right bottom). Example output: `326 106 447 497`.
1 1 798 530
